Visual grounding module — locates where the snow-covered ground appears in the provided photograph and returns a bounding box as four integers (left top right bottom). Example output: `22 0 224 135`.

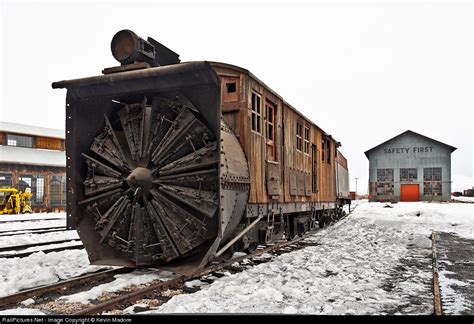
58 270 177 304
0 230 79 248
0 212 111 299
0 239 82 256
0 212 65 222
0 212 78 251
1 204 473 315
149 201 473 314
451 196 474 203
0 218 66 233
0 249 113 298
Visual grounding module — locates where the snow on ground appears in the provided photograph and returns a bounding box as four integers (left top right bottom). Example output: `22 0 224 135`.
451 196 474 203
0 230 79 248
0 307 45 315
0 239 82 256
0 218 66 233
0 212 65 222
361 202 474 240
0 249 113 298
58 270 177 304
148 201 472 314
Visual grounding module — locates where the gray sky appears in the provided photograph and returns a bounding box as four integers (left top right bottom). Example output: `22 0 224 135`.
1 0 472 193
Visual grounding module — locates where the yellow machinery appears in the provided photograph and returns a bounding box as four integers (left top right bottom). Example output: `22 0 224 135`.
0 188 33 215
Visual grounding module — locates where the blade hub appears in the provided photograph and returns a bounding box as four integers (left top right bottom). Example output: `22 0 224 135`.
126 167 153 194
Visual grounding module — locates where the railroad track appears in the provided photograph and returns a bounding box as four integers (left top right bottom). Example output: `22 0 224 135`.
0 267 132 308
0 226 68 237
0 239 84 259
431 231 442 315
71 207 359 315
73 238 319 315
1 207 356 315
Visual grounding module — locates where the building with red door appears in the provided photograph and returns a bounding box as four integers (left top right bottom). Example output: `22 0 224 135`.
365 130 456 202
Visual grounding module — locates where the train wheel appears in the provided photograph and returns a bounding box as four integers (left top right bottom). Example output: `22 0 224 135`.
245 243 258 253
221 245 235 261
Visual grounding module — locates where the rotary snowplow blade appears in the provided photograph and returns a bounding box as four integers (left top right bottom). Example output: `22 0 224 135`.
53 62 227 268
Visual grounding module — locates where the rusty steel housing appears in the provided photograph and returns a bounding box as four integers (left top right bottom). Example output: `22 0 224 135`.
52 30 350 272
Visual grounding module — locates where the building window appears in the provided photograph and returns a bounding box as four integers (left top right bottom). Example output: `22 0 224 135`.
6 134 34 148
266 101 276 161
304 126 310 154
376 168 394 195
424 167 442 196
0 173 12 188
19 175 44 205
296 122 302 151
50 175 66 205
251 92 262 133
400 168 417 182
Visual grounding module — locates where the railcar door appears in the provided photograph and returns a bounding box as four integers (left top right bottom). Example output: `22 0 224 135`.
265 100 281 198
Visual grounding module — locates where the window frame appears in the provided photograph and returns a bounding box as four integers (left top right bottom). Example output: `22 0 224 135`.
251 91 262 134
265 100 277 161
296 122 303 152
303 126 310 155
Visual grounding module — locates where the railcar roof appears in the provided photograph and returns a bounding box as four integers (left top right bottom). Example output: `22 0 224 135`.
209 61 338 143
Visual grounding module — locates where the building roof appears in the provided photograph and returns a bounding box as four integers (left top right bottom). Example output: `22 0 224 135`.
0 121 64 139
0 145 66 167
364 130 457 158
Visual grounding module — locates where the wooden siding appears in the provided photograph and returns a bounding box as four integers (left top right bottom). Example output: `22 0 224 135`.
212 63 339 206
36 137 65 151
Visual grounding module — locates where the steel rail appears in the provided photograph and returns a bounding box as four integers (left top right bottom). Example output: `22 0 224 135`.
0 228 68 237
0 267 132 308
0 243 84 259
73 237 315 315
0 226 66 234
431 231 443 315
0 239 82 253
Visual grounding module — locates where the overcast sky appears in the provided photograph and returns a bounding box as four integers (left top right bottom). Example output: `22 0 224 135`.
1 0 472 193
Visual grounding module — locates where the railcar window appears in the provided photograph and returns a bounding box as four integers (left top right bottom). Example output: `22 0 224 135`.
251 92 262 134
304 126 310 154
312 145 319 193
321 140 325 162
226 82 236 93
326 139 331 164
296 123 302 151
6 134 34 148
266 101 276 161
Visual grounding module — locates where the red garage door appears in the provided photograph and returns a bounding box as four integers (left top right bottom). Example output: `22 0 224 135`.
400 184 419 202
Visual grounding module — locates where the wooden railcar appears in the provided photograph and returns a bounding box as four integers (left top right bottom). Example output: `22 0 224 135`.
211 62 347 243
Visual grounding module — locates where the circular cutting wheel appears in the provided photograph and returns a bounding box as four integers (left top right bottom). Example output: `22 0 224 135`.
79 96 219 266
